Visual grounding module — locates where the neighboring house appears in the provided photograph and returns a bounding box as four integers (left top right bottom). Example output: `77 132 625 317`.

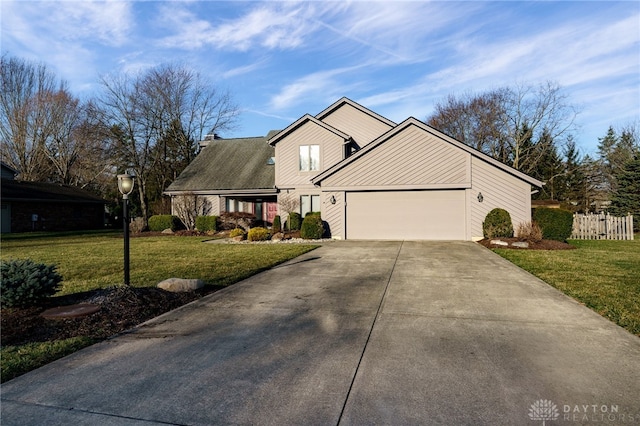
166 98 542 240
1 167 107 233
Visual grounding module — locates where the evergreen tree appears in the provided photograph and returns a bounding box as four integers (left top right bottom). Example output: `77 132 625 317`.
562 138 587 211
609 155 640 231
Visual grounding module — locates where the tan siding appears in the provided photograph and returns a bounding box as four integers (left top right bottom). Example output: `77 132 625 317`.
274 121 345 188
321 191 344 239
321 103 393 146
323 126 470 188
471 157 531 239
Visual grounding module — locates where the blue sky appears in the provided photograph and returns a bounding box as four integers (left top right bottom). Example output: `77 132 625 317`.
2 1 639 155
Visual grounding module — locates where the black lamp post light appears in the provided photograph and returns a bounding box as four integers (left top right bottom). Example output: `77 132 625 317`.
117 172 135 286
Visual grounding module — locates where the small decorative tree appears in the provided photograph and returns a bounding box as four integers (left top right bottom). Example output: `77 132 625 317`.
278 194 300 233
172 192 211 231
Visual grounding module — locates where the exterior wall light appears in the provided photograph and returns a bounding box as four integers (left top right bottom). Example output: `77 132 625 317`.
330 195 336 204
117 172 135 286
477 192 484 203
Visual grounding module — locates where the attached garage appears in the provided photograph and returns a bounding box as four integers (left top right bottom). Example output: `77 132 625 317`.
346 190 466 240
312 117 542 241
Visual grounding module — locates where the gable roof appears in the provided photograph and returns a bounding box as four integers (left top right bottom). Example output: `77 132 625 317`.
267 114 351 146
312 117 543 187
1 179 107 203
165 135 276 194
315 97 396 127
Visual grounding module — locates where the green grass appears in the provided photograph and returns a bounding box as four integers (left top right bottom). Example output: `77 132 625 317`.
1 232 318 382
493 238 640 336
1 232 317 295
1 337 97 383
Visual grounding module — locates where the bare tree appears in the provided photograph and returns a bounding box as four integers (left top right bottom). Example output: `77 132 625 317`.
172 192 211 230
99 63 239 224
427 81 579 174
502 81 579 173
278 193 300 232
0 54 63 180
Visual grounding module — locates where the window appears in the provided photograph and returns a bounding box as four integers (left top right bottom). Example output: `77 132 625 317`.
300 195 320 217
299 145 319 171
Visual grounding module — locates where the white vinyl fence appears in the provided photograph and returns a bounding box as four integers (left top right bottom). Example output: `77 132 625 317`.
571 213 634 240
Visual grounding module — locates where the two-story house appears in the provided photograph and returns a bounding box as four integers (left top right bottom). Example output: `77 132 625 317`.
165 97 542 240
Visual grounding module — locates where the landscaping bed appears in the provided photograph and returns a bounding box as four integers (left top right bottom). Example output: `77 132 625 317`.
1 285 224 348
477 237 575 250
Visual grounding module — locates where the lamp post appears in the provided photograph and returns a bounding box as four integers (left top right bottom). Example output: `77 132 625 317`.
117 172 135 286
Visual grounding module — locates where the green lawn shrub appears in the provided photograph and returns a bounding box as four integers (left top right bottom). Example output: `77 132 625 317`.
196 215 218 233
1 259 62 308
301 213 323 239
533 207 574 241
272 215 282 233
148 215 181 232
287 212 302 231
248 227 270 241
482 208 514 238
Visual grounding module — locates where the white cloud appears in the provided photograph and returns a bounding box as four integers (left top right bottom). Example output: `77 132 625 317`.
157 3 321 51
3 0 133 47
269 64 368 111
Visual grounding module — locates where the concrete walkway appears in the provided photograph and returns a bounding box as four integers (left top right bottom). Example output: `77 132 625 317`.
2 241 639 425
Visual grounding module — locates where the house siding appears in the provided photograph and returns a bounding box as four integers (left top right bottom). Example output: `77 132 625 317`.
274 121 345 189
321 125 470 188
319 103 394 146
321 191 344 239
470 157 532 239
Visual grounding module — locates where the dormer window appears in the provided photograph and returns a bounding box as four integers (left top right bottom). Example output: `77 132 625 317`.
299 145 319 171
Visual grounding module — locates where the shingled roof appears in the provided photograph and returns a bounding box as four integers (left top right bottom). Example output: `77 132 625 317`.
165 135 276 194
1 180 106 203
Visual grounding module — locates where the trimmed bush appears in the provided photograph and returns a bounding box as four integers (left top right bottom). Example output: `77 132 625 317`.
148 215 181 232
272 215 282 233
1 259 62 308
229 228 246 239
248 227 270 241
533 208 574 241
287 212 302 231
195 215 217 233
482 208 514 238
300 213 323 240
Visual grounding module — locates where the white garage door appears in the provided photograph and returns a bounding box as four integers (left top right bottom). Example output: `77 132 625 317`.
346 190 466 240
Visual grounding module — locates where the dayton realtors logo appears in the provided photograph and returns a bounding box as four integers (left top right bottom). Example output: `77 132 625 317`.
529 399 560 425
529 400 637 424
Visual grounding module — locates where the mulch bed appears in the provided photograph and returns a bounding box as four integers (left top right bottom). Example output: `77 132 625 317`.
1 285 223 347
477 238 576 250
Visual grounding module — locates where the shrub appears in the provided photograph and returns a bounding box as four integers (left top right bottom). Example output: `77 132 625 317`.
219 212 255 231
229 228 246 239
1 259 62 308
195 215 217 233
482 208 514 238
300 213 323 240
516 221 543 243
287 212 302 231
148 215 180 232
533 208 574 241
272 215 282 233
248 227 270 241
129 217 146 233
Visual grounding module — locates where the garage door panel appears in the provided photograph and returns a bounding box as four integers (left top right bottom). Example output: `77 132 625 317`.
346 191 465 240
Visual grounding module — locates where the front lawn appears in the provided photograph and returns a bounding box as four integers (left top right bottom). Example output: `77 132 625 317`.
1 231 317 294
492 238 640 336
1 231 318 382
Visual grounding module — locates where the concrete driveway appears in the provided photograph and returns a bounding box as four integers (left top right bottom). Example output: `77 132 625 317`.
2 241 639 425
